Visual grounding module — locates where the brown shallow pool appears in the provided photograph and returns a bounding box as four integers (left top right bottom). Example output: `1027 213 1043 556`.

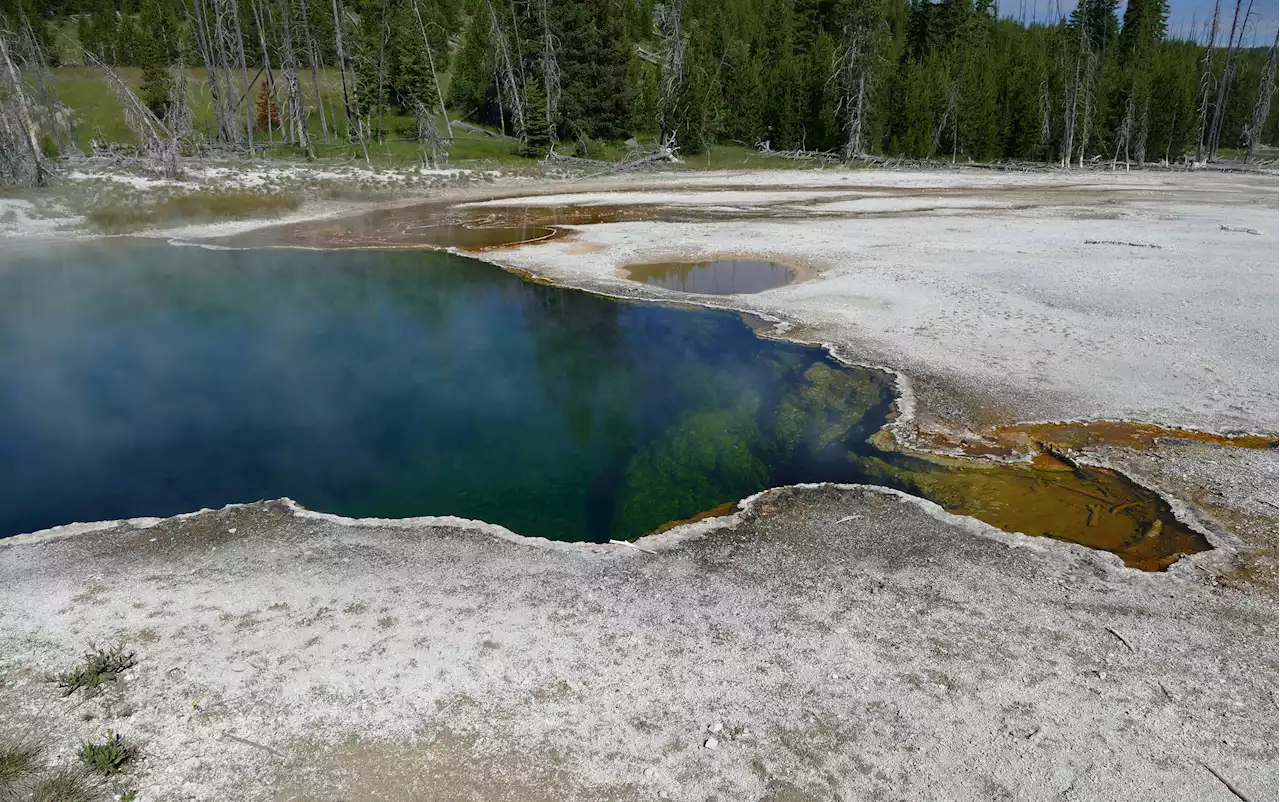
626 259 801 294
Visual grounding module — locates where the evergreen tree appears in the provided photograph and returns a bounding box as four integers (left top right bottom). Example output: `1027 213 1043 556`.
1118 0 1167 62
52 0 1249 165
584 0 634 140
448 6 493 116
518 77 553 156
352 0 390 136
720 36 764 144
391 2 438 111
136 0 174 119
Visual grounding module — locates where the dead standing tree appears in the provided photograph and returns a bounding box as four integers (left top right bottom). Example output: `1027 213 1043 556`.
185 0 255 150
486 0 525 141
1194 0 1222 162
277 0 315 159
411 99 446 166
1039 73 1053 157
248 0 281 144
296 0 329 141
537 0 560 143
1064 0 1105 167
410 0 453 140
1076 45 1098 167
82 45 181 177
227 0 255 155
1059 1 1091 168
18 16 77 158
0 30 47 186
1242 33 1277 161
831 0 883 161
329 0 365 157
165 62 196 142
653 0 684 145
1207 0 1255 158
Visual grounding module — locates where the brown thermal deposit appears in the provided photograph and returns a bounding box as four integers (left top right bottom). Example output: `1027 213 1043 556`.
915 419 1278 459
863 449 1212 572
624 258 809 294
214 202 729 251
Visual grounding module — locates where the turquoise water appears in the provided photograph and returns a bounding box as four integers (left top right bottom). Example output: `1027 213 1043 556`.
0 242 894 541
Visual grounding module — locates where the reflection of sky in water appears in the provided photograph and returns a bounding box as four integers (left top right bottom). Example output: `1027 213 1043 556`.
0 243 891 542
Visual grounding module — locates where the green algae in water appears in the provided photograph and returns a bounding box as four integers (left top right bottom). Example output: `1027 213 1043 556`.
0 242 893 542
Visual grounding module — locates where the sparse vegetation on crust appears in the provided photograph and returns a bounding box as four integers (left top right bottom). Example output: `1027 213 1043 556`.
53 644 137 698
0 743 40 788
78 733 133 777
1 742 106 802
84 190 303 233
28 768 103 802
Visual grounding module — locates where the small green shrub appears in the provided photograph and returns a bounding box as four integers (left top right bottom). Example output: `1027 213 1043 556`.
54 644 137 698
29 768 101 802
39 134 61 160
78 732 133 777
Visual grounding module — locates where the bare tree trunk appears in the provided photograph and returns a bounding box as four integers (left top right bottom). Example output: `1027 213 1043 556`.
0 33 47 186
376 0 389 144
1077 49 1096 167
1039 73 1052 161
218 1 243 142
279 0 314 157
1194 0 1221 162
265 3 292 143
330 0 357 141
1112 88 1134 170
1243 34 1277 160
294 0 327 141
80 41 180 177
186 0 231 142
654 0 684 143
933 77 957 160
1134 95 1149 165
19 15 76 157
1061 15 1086 168
167 62 195 139
226 0 255 155
249 0 278 145
834 13 873 161
538 0 560 142
486 0 525 140
1207 0 1245 158
410 0 452 139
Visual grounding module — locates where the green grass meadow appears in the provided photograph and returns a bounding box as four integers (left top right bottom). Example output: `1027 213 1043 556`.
46 64 818 171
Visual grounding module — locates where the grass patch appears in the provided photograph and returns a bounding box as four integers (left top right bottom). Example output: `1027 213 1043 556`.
85 190 303 233
0 744 40 787
687 143 848 170
29 768 103 802
53 644 136 698
48 66 535 168
2 743 106 802
78 733 133 777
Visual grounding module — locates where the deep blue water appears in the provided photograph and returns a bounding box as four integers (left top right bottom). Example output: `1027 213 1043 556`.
0 242 894 540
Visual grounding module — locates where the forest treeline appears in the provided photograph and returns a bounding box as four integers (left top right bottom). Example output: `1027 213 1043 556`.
2 0 1277 170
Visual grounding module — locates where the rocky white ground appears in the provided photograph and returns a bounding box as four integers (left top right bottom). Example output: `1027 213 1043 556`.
466 169 1278 437
1 483 1276 802
0 165 1276 802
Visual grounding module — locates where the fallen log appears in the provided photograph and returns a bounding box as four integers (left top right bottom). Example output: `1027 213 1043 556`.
541 134 681 177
